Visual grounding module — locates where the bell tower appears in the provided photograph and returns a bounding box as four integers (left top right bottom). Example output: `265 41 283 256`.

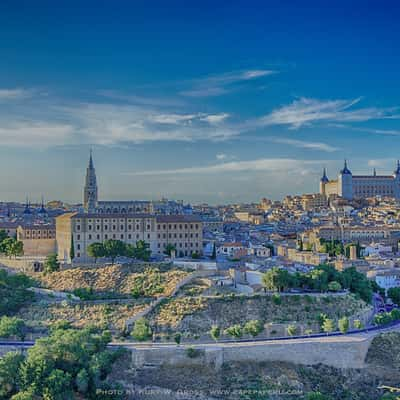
83 150 98 212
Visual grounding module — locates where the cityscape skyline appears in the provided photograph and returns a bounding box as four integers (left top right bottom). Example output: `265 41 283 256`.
1 1 400 203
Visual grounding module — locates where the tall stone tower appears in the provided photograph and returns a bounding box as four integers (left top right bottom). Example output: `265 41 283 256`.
319 168 329 197
338 160 353 200
393 160 400 199
83 151 98 212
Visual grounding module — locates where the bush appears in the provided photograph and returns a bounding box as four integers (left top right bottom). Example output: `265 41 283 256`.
174 332 182 345
243 320 263 337
322 318 335 334
224 324 243 339
286 324 297 336
0 316 26 340
272 293 281 305
209 325 220 341
328 281 342 292
186 347 201 358
131 318 152 341
338 316 349 334
374 312 393 326
353 319 363 330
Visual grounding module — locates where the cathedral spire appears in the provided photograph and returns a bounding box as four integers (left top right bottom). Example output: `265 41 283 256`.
84 150 98 212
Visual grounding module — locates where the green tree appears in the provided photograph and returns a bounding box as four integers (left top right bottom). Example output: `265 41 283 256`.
374 312 393 326
44 253 60 273
131 318 152 341
286 324 297 336
262 267 291 292
322 318 335 334
0 229 8 244
388 287 400 306
133 240 151 261
87 242 105 263
0 316 26 340
174 332 182 345
243 320 263 337
338 316 349 334
224 324 243 339
102 239 126 264
2 238 24 258
328 281 342 292
209 325 220 341
390 308 400 321
76 368 89 394
164 244 176 256
0 352 24 398
353 319 363 330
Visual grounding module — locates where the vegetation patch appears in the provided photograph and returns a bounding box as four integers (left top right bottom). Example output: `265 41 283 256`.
16 301 148 332
150 294 368 337
36 264 188 299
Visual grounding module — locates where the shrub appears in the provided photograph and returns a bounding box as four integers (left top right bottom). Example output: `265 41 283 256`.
272 293 281 305
286 324 297 336
131 318 152 341
0 316 26 340
338 316 349 334
322 318 335 334
353 319 363 330
186 347 201 358
209 325 221 341
174 333 182 345
243 320 263 337
328 281 342 292
224 324 243 339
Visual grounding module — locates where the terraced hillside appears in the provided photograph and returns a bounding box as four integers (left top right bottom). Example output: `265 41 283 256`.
149 293 370 338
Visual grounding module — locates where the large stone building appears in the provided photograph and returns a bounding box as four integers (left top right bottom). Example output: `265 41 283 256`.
320 160 400 200
56 153 203 263
56 212 203 263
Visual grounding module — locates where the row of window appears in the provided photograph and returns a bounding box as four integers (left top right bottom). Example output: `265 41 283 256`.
75 241 200 251
75 221 199 231
76 233 152 241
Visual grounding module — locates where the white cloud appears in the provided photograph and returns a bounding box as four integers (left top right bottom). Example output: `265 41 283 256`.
270 137 339 152
126 158 321 176
0 88 33 100
0 121 74 147
216 153 228 160
200 113 230 124
181 69 276 97
259 97 399 129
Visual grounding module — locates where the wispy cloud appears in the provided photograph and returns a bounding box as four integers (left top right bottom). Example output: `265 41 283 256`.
270 137 339 152
181 69 276 97
0 88 34 101
258 97 400 129
125 158 320 176
216 153 228 160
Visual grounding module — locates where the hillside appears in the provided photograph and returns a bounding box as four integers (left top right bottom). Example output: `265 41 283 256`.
149 293 370 338
35 263 188 299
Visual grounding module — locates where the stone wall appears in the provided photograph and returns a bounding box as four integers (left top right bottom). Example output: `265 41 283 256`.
128 334 374 371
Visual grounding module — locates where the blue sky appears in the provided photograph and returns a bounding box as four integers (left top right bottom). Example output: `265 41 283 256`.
1 0 400 203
